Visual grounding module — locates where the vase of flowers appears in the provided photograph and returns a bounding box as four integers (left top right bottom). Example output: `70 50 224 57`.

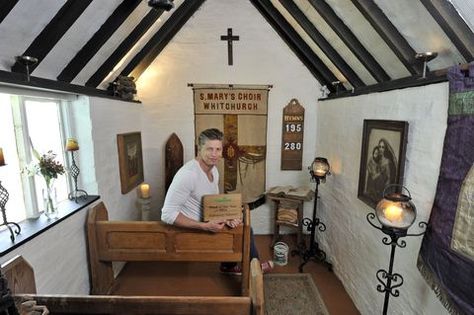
24 149 65 219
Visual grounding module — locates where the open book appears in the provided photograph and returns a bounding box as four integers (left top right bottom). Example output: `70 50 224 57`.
266 185 313 201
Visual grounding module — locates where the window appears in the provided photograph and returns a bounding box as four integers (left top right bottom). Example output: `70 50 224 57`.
0 92 71 222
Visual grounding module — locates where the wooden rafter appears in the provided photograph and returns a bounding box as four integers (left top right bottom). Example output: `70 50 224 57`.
121 0 206 80
250 0 341 91
57 0 142 83
0 70 137 102
350 0 423 76
0 0 19 24
420 0 474 62
11 0 93 75
308 0 390 83
280 0 365 88
85 9 164 87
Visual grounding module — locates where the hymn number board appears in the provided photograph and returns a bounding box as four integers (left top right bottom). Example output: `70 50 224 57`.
281 99 305 170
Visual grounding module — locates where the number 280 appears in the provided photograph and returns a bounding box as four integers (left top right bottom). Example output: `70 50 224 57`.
284 142 302 150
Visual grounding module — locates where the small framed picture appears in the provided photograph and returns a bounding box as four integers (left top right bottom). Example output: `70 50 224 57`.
357 120 409 208
117 132 144 194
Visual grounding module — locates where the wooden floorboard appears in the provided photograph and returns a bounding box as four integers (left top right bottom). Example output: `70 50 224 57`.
112 234 359 314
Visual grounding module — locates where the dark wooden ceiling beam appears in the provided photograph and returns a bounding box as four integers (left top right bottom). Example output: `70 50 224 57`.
279 0 364 88
0 70 138 103
250 0 342 92
350 0 423 76
86 9 164 87
308 0 390 83
420 0 474 62
57 0 142 83
0 0 19 23
121 0 206 80
11 0 93 74
324 72 447 100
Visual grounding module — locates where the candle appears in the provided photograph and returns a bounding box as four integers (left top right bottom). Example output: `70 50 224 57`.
315 169 326 177
384 204 403 222
0 148 4 166
140 183 150 198
66 138 79 151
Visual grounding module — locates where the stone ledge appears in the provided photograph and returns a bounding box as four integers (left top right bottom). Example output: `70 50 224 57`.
0 195 100 256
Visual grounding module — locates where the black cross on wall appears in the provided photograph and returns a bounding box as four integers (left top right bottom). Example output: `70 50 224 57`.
220 28 239 66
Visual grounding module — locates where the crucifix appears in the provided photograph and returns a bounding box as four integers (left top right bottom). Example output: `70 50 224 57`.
220 28 239 66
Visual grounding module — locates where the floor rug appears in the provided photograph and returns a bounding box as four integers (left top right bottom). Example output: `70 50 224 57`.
264 273 329 315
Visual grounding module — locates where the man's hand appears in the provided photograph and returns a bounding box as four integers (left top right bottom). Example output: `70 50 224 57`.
203 220 226 232
225 218 242 229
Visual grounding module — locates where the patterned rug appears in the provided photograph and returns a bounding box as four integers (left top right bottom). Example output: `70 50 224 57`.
264 273 329 315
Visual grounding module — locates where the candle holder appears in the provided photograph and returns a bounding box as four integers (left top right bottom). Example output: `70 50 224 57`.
138 196 152 220
292 157 332 272
15 55 38 82
367 184 428 315
67 150 88 202
0 180 21 242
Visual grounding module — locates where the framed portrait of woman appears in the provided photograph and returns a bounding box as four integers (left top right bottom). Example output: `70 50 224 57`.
357 120 409 209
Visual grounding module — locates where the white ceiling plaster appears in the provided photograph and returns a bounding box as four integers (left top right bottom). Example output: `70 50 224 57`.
450 0 474 33
294 0 377 86
0 0 65 70
71 3 151 85
374 0 466 69
325 0 411 79
271 0 352 89
33 1 123 80
98 0 186 89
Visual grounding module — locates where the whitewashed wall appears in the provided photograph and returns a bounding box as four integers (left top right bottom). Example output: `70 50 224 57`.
0 200 99 294
135 0 320 231
316 82 449 315
87 96 142 220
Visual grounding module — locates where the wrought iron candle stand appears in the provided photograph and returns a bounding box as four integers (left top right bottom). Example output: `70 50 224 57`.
292 157 332 272
0 180 21 242
67 150 88 202
367 185 428 315
0 151 21 242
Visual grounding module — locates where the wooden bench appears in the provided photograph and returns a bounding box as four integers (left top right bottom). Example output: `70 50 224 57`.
2 256 264 315
2 201 264 315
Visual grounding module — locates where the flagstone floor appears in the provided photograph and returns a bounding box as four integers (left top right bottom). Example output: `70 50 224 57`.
112 234 359 315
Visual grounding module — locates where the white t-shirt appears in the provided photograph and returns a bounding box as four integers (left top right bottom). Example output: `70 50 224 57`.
161 159 219 224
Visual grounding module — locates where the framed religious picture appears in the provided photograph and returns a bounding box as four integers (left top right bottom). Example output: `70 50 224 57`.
117 132 144 194
357 120 409 209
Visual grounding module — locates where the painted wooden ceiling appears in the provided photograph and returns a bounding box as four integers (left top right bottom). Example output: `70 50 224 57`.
0 0 472 95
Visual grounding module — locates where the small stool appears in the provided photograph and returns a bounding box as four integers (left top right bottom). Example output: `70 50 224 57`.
268 196 305 248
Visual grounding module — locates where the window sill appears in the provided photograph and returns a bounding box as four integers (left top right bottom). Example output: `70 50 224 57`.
0 195 99 256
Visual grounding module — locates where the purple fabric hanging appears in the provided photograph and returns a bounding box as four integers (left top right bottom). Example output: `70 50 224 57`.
418 64 474 315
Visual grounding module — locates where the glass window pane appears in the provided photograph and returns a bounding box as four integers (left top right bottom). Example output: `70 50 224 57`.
25 99 68 204
0 94 27 222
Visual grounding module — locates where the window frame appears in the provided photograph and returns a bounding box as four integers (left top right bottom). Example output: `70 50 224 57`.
2 91 73 220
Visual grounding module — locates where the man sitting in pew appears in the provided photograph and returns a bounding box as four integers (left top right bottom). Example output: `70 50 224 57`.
161 128 273 274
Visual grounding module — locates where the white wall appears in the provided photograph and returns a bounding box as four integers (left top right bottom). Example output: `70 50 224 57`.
88 96 143 220
1 200 99 294
316 82 449 315
135 0 321 231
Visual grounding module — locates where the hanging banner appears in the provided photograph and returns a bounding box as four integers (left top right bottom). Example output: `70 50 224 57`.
417 65 474 315
192 84 270 203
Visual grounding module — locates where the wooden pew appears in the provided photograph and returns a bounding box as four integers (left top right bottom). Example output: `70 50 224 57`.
2 201 264 314
87 201 251 296
4 256 264 315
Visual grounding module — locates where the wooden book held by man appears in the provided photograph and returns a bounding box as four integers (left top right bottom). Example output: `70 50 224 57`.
203 193 242 221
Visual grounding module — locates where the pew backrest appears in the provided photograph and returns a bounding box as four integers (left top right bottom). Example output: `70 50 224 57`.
87 202 251 296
